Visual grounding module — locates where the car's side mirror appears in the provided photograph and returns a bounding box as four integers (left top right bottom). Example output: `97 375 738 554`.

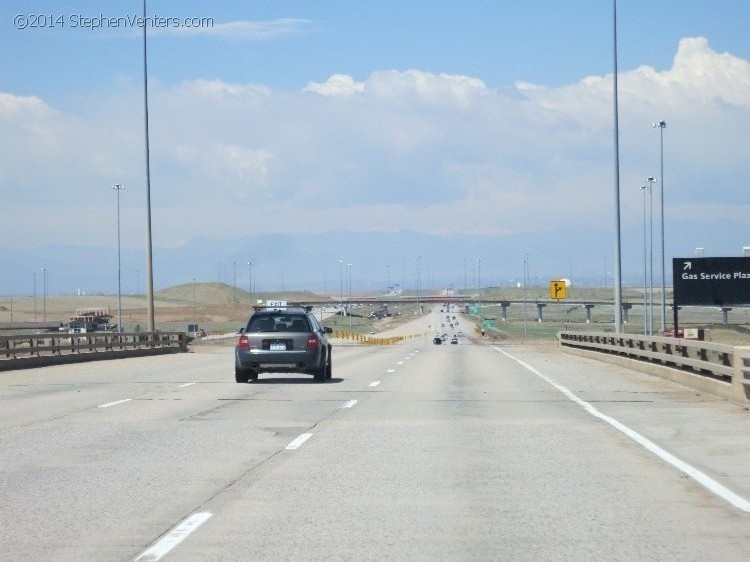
323 327 333 334
239 327 245 334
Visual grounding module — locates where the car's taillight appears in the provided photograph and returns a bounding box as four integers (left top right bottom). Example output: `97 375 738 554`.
307 333 319 350
237 334 249 349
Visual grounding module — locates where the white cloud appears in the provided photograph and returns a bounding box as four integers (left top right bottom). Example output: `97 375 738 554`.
1 37 748 251
164 19 312 40
304 74 365 96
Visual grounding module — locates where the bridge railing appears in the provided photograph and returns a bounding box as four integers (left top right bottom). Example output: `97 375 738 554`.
558 331 750 403
0 332 187 361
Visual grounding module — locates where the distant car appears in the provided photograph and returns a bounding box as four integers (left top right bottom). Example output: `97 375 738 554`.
234 306 332 383
451 336 458 344
433 335 442 345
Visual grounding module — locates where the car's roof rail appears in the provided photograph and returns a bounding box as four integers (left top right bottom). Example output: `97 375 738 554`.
251 303 313 312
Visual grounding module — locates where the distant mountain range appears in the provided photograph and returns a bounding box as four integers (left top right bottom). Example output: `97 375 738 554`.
1 221 747 297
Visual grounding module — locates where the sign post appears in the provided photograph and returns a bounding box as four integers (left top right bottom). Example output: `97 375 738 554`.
672 257 750 336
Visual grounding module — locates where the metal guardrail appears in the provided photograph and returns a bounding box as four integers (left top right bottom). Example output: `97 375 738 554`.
0 331 187 360
558 331 750 403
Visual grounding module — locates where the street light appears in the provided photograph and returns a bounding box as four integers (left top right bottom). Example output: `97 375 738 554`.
338 260 343 321
42 267 47 322
646 176 657 335
611 0 624 333
113 183 125 333
523 255 529 336
653 120 667 332
640 184 649 335
192 277 196 328
248 260 254 303
416 257 422 315
347 262 353 332
142 0 155 333
477 258 482 320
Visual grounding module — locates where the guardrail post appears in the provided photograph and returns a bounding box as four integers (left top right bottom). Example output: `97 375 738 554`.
722 307 732 326
732 346 750 402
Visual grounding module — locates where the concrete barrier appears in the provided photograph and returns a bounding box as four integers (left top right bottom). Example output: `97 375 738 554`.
558 331 750 403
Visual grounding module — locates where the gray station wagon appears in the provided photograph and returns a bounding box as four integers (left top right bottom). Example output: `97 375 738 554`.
234 306 333 383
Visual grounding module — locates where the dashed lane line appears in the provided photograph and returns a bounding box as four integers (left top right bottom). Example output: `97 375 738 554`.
285 433 313 450
97 398 132 408
135 512 212 561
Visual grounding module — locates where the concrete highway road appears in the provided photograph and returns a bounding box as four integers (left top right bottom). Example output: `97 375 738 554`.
2 306 750 561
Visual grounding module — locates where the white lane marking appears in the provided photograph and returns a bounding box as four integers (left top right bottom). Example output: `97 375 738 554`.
178 382 197 388
98 398 132 408
494 347 750 513
286 433 313 450
387 369 395 373
397 361 404 365
341 399 358 409
135 512 212 561
369 381 381 387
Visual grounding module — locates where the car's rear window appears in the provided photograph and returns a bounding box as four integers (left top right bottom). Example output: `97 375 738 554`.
247 314 310 333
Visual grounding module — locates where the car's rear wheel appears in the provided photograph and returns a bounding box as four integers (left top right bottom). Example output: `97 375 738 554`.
314 352 327 383
235 366 251 383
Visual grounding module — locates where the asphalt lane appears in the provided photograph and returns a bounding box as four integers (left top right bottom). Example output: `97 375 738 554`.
1 309 750 560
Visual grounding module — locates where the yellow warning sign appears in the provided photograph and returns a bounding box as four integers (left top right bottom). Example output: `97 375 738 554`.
550 280 567 300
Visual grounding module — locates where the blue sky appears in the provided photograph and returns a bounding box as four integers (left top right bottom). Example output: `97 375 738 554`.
1 1 749 291
4 1 748 98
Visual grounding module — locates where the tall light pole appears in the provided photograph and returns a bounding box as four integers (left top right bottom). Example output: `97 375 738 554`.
416 256 422 315
612 0 624 332
142 0 155 333
640 184 649 335
192 277 196 328
646 176 657 335
338 260 343 319
42 267 47 322
113 183 125 333
653 120 667 332
248 260 254 303
477 258 482 320
232 261 237 303
523 255 529 336
347 262 353 332
33 270 37 322
464 257 467 295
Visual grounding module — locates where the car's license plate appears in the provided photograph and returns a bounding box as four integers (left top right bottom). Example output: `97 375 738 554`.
270 342 286 351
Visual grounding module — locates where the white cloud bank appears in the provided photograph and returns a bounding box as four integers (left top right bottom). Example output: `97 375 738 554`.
0 37 748 250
